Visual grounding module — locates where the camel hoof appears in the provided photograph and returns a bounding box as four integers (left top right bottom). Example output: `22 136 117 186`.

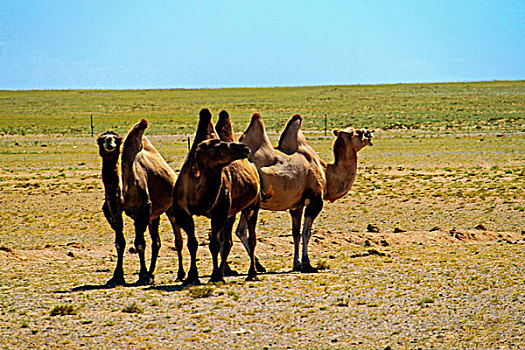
209 272 225 284
176 271 186 282
301 264 319 274
136 273 154 286
245 273 259 282
224 263 239 277
255 259 266 273
106 275 125 286
183 276 201 286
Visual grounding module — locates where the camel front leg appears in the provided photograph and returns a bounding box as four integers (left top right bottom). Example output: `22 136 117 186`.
210 215 232 283
134 202 152 285
175 209 199 285
301 196 323 273
289 207 304 272
147 217 161 284
103 202 125 286
167 210 185 281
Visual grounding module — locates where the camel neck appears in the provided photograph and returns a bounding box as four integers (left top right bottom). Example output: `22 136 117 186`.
102 157 121 196
324 148 358 202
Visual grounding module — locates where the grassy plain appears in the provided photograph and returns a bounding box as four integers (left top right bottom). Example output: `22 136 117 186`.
0 81 524 349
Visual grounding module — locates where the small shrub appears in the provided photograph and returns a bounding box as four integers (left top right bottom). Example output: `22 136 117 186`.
122 302 143 314
316 259 330 271
50 304 77 316
188 286 214 299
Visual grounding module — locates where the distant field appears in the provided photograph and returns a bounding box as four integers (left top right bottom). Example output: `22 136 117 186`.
0 82 524 349
1 81 523 135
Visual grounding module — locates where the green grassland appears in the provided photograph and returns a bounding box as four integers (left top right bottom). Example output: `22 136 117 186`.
1 81 523 135
0 81 524 348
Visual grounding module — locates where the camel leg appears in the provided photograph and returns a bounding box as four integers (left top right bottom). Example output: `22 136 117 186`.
175 210 199 285
146 217 161 284
103 202 126 286
134 203 152 285
234 215 266 273
209 214 231 283
244 205 260 281
167 210 185 281
289 207 304 272
301 196 323 273
222 215 240 277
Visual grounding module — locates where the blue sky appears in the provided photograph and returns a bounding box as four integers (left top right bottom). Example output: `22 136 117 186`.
1 1 524 90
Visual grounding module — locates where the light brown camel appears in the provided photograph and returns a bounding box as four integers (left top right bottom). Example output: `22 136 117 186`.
106 119 183 285
238 113 326 273
276 114 373 201
237 114 373 272
171 109 261 284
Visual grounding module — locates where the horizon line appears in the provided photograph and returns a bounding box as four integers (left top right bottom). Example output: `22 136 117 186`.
1 79 523 92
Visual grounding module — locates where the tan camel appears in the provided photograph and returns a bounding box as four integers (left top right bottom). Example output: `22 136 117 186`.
116 119 183 285
171 109 261 284
238 113 326 273
237 114 373 272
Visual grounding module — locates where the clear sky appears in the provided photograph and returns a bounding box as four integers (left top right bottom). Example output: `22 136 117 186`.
1 1 524 90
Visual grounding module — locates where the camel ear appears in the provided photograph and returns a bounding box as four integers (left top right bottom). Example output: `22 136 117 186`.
333 130 339 137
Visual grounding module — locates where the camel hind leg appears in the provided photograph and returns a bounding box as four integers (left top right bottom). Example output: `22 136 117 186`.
146 217 161 284
289 207 304 272
167 209 185 281
133 202 153 285
103 201 125 286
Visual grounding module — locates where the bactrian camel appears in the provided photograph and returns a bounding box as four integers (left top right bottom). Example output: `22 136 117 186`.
237 113 373 272
97 120 184 286
171 108 261 284
215 110 266 275
238 113 326 273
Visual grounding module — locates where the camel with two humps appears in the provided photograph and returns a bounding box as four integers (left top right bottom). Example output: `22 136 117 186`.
236 113 373 272
97 120 184 286
171 108 261 284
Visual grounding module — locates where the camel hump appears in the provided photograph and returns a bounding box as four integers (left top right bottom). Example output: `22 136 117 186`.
216 110 237 142
192 108 218 150
277 114 303 154
251 113 262 120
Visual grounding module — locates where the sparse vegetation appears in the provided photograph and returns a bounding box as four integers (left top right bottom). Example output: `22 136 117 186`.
50 304 77 316
0 82 523 348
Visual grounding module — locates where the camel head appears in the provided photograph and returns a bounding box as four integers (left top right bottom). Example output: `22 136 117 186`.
333 128 373 156
192 139 250 178
97 131 122 159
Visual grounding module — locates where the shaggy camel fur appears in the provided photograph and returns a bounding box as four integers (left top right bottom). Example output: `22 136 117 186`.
104 119 183 286
238 113 325 273
172 109 261 284
237 114 373 272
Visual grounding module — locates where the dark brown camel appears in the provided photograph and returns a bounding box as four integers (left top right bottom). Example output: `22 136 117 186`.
172 108 261 284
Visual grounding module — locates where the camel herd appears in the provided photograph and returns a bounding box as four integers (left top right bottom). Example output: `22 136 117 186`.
96 109 373 286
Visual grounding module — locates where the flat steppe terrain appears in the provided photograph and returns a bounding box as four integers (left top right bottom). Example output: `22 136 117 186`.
0 81 523 349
